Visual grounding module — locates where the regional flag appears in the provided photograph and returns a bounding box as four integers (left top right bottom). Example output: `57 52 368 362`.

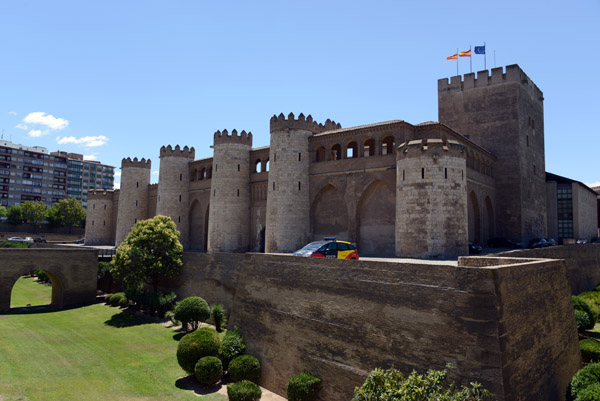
474 45 485 54
459 49 471 57
447 53 458 60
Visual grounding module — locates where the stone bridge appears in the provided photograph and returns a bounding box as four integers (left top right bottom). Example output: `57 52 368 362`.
0 248 98 312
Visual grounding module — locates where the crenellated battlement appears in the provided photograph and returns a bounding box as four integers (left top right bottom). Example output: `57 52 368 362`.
121 157 152 169
269 112 342 134
159 144 195 159
437 64 543 100
398 138 465 157
213 129 253 146
87 189 115 200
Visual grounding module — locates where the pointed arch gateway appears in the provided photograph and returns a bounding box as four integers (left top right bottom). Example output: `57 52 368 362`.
311 183 349 241
357 180 395 257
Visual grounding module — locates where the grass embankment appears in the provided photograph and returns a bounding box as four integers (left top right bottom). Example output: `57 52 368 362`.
0 277 225 401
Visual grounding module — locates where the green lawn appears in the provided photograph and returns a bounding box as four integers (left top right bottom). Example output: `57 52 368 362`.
10 276 52 307
0 278 225 401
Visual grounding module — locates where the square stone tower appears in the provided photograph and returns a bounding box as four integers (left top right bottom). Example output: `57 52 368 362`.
438 64 546 242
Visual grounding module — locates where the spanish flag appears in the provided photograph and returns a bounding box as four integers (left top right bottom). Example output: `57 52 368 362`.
446 53 458 60
459 49 471 57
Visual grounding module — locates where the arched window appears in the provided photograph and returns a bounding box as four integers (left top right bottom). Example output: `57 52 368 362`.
199 168 206 180
206 166 212 179
331 144 342 160
255 160 262 173
265 159 270 172
468 151 474 169
190 169 197 182
382 136 395 155
364 138 375 157
346 141 358 159
475 154 480 171
315 146 326 162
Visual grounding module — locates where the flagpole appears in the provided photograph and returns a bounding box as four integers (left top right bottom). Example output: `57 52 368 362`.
469 45 472 73
456 48 459 76
484 42 487 70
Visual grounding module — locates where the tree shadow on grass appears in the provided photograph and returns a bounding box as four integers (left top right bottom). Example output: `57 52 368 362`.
104 311 153 328
173 332 186 341
175 375 231 396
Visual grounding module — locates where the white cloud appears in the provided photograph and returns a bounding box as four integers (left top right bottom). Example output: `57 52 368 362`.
114 171 122 177
586 182 600 189
56 135 109 147
152 170 159 175
28 129 45 137
16 123 28 130
23 112 69 130
114 182 121 190
8 111 17 116
83 154 98 161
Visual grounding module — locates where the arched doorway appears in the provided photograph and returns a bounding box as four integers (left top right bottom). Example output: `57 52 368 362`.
468 191 481 245
311 184 349 241
10 272 52 308
357 180 395 256
189 199 204 251
203 203 210 251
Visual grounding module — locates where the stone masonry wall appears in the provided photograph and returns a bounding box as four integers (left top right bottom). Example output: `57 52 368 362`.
84 190 114 245
162 253 580 401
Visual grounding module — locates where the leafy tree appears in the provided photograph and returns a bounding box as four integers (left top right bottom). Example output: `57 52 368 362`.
6 204 24 225
0 205 6 218
352 365 492 401
112 215 183 292
52 198 86 233
21 201 48 232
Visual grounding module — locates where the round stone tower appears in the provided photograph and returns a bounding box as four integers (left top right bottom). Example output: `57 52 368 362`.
115 157 152 245
207 129 252 252
156 145 195 249
396 138 468 258
265 113 336 253
85 189 115 246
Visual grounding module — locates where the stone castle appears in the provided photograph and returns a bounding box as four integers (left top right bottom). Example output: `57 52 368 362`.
85 64 548 258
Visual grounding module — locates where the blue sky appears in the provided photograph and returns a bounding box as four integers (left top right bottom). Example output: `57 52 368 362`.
1 0 599 187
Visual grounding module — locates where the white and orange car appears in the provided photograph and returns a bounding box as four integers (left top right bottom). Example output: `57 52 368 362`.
293 237 359 260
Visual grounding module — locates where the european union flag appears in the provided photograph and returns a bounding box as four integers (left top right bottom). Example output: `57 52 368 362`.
474 46 486 55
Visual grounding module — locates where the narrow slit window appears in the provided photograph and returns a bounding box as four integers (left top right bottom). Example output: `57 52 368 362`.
136 182 139 188
93 204 95 209
104 204 106 210
421 168 424 179
403 170 405 181
298 181 301 191
103 220 105 226
92 220 94 226
178 216 180 223
238 164 240 171
237 189 240 197
179 194 181 202
445 168 448 179
136 200 138 207
273 182 275 191
180 174 182 181
298 152 301 161
213 189 216 197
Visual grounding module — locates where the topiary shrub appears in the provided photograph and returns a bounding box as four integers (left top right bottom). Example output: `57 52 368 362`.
581 292 600 319
578 310 593 333
582 340 600 364
174 296 210 332
110 292 125 307
227 380 262 401
176 326 221 375
229 355 260 383
194 356 223 386
105 294 114 305
571 362 600 400
118 297 129 308
220 328 246 371
212 304 227 332
577 382 600 401
574 296 597 331
286 372 322 401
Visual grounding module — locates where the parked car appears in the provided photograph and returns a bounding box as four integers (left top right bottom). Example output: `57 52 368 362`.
23 237 33 243
468 242 483 254
487 237 519 249
293 237 359 260
7 237 24 242
74 238 86 244
34 237 47 243
528 238 547 249
577 238 589 244
545 238 556 246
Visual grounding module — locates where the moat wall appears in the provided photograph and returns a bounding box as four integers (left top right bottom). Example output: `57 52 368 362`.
162 253 580 401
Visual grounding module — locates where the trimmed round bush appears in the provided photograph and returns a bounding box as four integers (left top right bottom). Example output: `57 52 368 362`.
577 310 592 333
174 296 210 331
229 355 260 383
176 326 221 374
118 297 129 308
194 356 223 386
572 362 600 400
577 382 600 401
286 372 322 401
110 293 125 307
220 328 246 370
582 340 600 364
105 294 114 305
574 296 597 331
227 380 262 401
581 292 600 318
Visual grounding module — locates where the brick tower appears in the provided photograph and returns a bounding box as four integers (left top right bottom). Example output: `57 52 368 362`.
84 189 115 245
156 145 195 249
207 129 252 252
115 157 151 245
438 64 546 241
396 139 468 258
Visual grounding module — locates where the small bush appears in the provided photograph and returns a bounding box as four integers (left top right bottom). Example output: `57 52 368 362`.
34 270 50 283
220 328 246 371
212 304 227 332
595 284 600 292
574 296 597 331
110 293 125 307
571 363 600 400
165 310 180 325
118 297 129 308
581 292 600 318
194 356 223 386
286 372 322 401
176 326 221 374
577 382 600 401
98 261 112 280
125 283 147 309
227 380 262 401
174 297 211 332
229 355 260 383
578 310 592 333
582 340 600 364
105 294 114 305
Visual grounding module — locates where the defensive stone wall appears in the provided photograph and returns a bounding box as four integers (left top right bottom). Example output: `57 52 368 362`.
162 253 580 401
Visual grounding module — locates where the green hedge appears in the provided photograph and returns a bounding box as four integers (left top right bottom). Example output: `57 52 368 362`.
580 292 600 318
571 362 600 400
574 296 597 331
118 297 129 308
220 328 246 371
582 340 600 364
576 382 600 401
109 293 125 307
227 380 262 401
176 327 221 375
286 372 322 401
229 355 260 383
194 356 223 386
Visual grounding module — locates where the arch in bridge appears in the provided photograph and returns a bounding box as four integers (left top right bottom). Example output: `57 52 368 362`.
0 249 98 313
